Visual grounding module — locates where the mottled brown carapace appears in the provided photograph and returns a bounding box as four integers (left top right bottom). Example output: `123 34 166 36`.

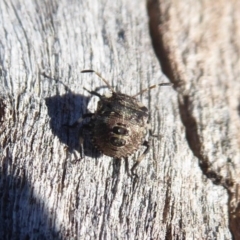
90 92 148 158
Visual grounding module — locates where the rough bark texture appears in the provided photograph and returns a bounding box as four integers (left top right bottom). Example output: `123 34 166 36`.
0 0 239 239
148 0 240 239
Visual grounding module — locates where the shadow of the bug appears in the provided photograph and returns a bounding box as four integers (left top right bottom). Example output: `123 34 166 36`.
45 93 101 159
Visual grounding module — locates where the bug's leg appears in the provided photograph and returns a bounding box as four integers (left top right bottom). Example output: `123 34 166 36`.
149 129 162 139
75 113 94 126
148 126 163 142
131 140 150 176
149 129 157 138
63 113 94 128
83 87 103 99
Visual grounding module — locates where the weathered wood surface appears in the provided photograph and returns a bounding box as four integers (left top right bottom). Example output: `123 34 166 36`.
0 0 239 239
148 0 240 239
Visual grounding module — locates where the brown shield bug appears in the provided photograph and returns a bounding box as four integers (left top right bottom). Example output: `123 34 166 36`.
79 70 171 175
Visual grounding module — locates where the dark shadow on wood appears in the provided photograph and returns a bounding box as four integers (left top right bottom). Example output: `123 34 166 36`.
0 156 61 240
45 93 101 159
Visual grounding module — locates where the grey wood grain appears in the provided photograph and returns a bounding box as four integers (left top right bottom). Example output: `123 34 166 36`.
0 0 238 239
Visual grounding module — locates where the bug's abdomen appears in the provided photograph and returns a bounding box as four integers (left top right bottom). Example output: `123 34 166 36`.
90 114 147 158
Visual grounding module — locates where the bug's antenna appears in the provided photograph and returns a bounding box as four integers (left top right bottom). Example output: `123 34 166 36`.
133 83 172 97
41 72 73 93
81 70 115 92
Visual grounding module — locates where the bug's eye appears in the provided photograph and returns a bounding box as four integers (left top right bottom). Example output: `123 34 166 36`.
112 126 128 135
110 137 126 147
